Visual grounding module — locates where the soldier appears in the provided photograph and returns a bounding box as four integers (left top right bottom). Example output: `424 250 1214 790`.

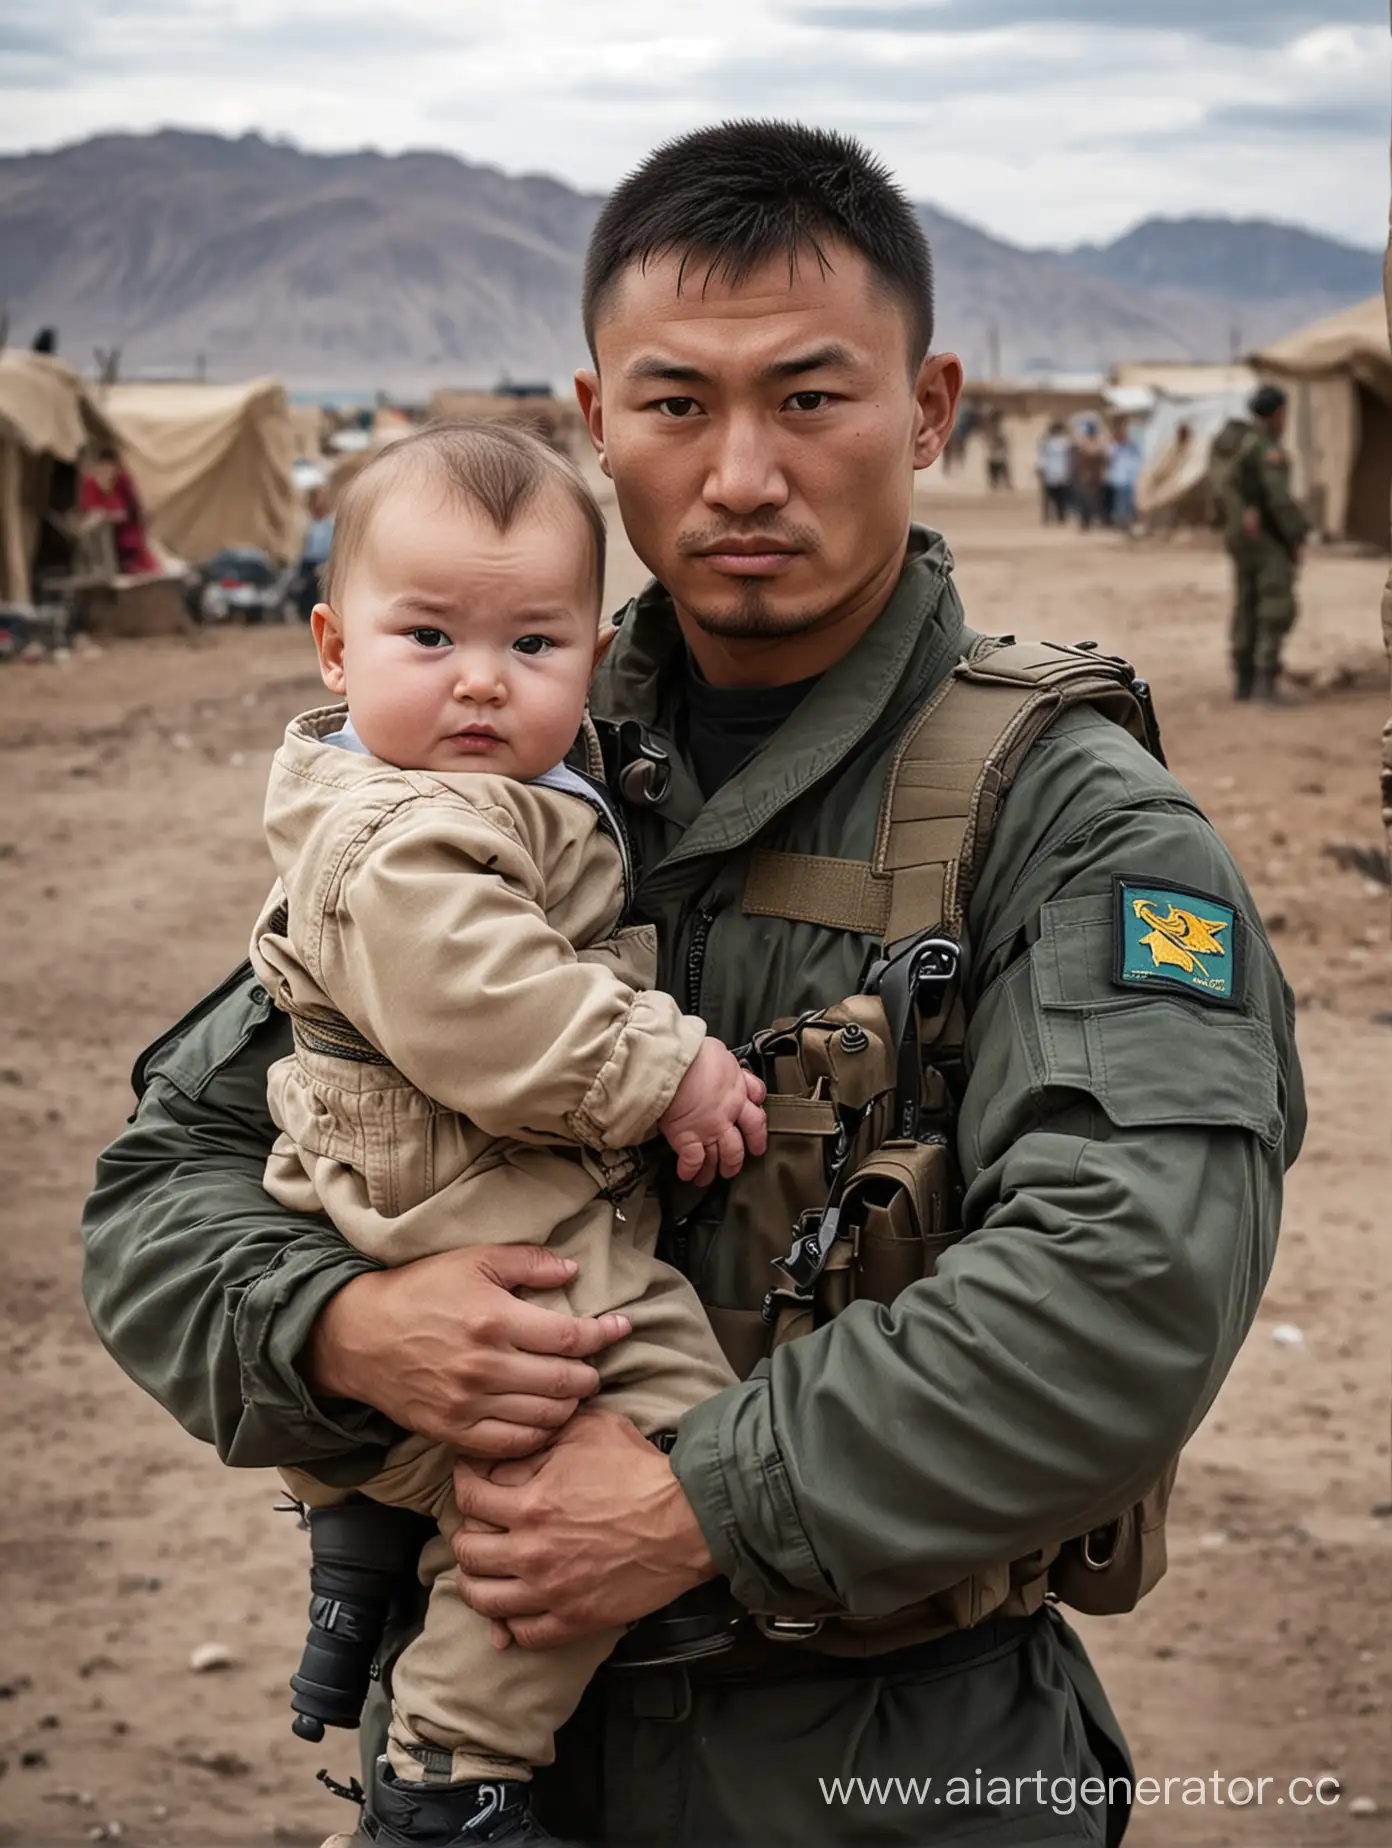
82 122 1303 1848
1211 384 1311 702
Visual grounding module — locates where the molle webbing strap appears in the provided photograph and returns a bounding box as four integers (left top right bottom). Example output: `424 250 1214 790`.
741 639 1154 949
744 851 892 935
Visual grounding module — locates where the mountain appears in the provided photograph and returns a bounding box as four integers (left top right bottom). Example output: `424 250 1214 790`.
0 131 1378 389
0 131 604 390
1065 216 1380 307
918 206 1305 380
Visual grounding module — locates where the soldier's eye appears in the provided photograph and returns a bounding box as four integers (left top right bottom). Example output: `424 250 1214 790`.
786 391 832 413
409 627 449 649
656 397 701 419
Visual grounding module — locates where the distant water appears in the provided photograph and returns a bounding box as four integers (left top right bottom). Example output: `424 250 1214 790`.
289 388 383 409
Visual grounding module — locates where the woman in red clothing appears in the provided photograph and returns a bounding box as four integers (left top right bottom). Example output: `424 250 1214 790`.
78 447 159 575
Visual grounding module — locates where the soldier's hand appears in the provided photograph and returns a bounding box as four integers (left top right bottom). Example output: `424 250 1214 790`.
305 1245 631 1459
451 1408 718 1649
1241 506 1261 539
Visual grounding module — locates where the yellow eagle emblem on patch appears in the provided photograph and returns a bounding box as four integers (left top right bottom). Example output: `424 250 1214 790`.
1131 899 1229 977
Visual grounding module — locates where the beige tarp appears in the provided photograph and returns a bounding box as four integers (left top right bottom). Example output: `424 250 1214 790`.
289 401 329 462
99 378 304 564
1252 296 1392 395
1250 297 1392 548
0 349 117 605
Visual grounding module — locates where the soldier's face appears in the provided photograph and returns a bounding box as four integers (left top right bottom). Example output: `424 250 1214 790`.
577 244 959 675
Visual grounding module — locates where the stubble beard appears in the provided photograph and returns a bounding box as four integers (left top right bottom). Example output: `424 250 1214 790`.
682 578 847 640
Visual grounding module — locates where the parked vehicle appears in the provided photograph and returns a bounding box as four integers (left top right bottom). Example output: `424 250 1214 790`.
189 547 296 624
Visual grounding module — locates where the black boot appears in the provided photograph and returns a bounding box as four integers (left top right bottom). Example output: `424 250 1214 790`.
352 1763 564 1845
1253 667 1285 704
1233 661 1254 701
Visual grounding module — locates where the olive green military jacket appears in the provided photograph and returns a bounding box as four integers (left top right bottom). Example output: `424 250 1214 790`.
82 527 1304 1624
1219 421 1310 556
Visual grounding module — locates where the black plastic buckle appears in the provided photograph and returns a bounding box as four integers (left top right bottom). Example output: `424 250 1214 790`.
772 1203 844 1294
864 935 962 1140
761 1282 813 1326
617 720 672 803
1129 676 1167 767
766 1093 864 1299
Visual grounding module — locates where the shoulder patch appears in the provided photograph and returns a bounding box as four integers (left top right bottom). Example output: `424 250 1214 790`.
1113 876 1243 1007
1266 447 1283 465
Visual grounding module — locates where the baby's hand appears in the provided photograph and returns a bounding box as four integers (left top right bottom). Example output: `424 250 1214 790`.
659 1039 768 1186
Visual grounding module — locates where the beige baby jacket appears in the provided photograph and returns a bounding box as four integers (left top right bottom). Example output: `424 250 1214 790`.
249 707 706 1265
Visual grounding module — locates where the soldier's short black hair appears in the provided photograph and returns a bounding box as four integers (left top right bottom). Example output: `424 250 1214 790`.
582 121 935 366
1249 384 1287 421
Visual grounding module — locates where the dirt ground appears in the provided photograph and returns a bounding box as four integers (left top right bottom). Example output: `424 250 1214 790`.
1 478 1389 1848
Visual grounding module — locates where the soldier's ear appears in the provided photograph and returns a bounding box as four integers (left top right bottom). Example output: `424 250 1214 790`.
574 370 610 478
913 353 963 472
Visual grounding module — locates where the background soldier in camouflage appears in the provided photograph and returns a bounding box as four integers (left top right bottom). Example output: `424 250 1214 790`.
1211 384 1311 703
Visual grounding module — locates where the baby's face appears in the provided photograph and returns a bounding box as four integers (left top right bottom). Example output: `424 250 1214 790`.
318 485 601 780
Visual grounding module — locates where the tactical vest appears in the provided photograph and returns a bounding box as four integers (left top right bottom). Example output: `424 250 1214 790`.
674 635 1177 1657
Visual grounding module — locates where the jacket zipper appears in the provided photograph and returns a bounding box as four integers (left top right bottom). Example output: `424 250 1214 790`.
685 905 718 1015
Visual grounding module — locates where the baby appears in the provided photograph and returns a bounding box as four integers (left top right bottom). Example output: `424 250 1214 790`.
249 423 764 1847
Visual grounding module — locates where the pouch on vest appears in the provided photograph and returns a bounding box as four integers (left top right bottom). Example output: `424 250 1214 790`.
1046 1459 1178 1615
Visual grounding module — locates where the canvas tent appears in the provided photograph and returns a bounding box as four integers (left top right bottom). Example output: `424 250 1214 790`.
1250 296 1392 549
99 378 304 564
0 348 117 605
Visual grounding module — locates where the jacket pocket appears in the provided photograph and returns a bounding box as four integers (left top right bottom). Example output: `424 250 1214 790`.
1030 897 1282 1148
140 968 278 1101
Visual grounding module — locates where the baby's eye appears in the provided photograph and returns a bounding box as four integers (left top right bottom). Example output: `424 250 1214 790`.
409 627 450 649
513 634 554 656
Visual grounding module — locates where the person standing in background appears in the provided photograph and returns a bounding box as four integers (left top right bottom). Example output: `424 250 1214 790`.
1105 419 1142 532
985 411 1011 489
294 486 336 620
1035 420 1073 523
1211 385 1310 702
78 446 158 576
1070 417 1110 531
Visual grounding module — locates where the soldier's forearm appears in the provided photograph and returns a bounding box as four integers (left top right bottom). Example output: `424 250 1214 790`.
673 1122 1277 1618
82 1077 398 1476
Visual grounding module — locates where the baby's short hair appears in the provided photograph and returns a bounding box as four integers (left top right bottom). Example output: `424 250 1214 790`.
322 420 606 608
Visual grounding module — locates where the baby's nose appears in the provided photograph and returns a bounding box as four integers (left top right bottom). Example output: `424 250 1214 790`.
454 658 505 700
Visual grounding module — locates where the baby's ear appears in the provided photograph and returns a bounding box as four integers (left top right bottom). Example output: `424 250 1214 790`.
311 602 347 694
592 622 619 671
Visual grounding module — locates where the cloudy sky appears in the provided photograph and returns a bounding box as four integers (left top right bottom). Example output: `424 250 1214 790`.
1 0 1385 248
